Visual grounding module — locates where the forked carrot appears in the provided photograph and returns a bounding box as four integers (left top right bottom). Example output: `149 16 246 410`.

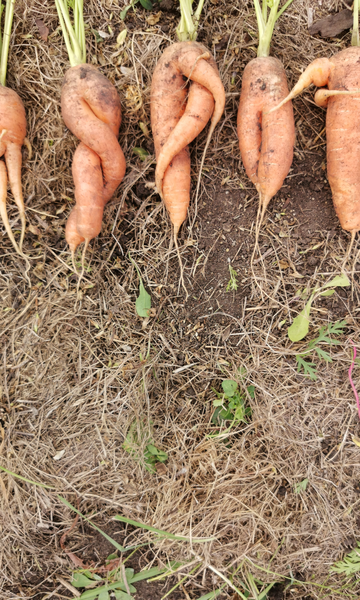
150 0 225 291
237 0 295 254
55 0 126 270
0 0 27 255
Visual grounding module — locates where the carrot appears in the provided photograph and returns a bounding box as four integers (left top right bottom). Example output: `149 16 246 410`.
237 0 295 251
150 0 225 245
271 0 360 257
55 0 126 268
0 0 27 255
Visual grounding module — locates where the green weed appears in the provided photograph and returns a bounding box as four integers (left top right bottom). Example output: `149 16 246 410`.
330 543 360 577
211 378 253 426
226 265 239 292
122 420 167 473
295 320 347 381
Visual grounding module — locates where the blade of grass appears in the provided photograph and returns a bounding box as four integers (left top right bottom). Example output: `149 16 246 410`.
113 515 216 542
0 465 55 489
58 496 148 553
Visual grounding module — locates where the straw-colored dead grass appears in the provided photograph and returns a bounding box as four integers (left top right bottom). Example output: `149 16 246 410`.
1 0 360 599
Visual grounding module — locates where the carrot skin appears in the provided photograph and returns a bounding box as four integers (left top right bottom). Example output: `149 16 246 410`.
0 85 27 252
151 41 225 233
325 47 360 232
237 57 295 208
62 64 126 247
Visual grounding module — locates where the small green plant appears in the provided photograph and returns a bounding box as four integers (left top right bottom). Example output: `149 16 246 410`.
128 253 151 318
294 478 308 494
295 320 347 381
71 559 172 600
133 147 149 161
330 542 360 577
120 0 154 21
212 378 253 426
288 274 349 342
122 420 167 473
226 265 239 292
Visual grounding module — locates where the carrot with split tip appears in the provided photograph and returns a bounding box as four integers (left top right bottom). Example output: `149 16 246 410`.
270 0 360 258
0 0 28 255
150 0 225 243
55 0 126 270
237 0 295 253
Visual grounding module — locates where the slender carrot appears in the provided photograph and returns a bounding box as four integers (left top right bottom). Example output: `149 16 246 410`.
0 0 27 255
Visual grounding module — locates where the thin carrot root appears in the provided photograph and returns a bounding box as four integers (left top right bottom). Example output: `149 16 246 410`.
191 116 218 230
71 249 78 276
174 225 188 299
24 137 32 160
0 161 20 254
342 230 357 271
268 57 333 114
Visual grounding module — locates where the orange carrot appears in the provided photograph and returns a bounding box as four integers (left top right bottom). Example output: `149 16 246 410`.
272 45 360 248
237 0 295 245
0 0 27 255
55 0 126 266
150 5 225 242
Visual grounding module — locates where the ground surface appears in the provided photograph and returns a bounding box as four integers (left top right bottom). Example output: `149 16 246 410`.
1 0 360 599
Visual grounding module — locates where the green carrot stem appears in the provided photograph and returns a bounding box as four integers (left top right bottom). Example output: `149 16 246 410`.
176 0 206 42
55 0 86 67
253 0 294 58
352 0 359 46
0 0 16 87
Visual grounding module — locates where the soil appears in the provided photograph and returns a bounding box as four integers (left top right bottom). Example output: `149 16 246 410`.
2 1 360 600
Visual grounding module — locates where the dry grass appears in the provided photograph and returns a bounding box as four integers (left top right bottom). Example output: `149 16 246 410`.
1 0 360 599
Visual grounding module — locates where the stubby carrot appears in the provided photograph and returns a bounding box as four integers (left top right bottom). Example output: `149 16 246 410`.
271 0 360 255
237 0 295 248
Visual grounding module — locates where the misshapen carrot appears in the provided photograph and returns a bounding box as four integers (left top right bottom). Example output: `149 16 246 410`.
55 0 126 267
237 0 295 248
150 0 226 246
237 56 295 222
62 64 125 250
272 47 360 241
0 0 28 256
151 41 224 237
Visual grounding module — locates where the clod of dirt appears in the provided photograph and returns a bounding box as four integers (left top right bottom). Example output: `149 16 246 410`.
309 9 352 38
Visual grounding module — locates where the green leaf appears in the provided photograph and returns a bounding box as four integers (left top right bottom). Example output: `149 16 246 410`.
72 573 96 588
213 399 223 407
315 347 332 362
222 379 238 397
113 592 134 600
133 147 149 161
120 0 139 20
139 0 153 9
330 543 360 576
135 281 151 317
98 589 110 600
296 355 317 380
124 568 135 582
247 385 255 399
92 29 102 43
288 296 313 342
294 478 309 494
322 274 350 289
320 289 335 297
146 444 159 455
